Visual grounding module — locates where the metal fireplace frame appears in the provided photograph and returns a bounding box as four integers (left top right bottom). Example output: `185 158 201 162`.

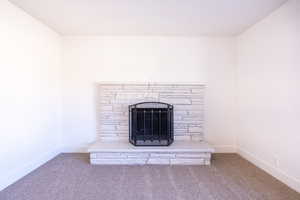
129 102 174 146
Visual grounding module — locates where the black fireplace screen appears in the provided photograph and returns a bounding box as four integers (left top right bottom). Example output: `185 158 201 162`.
129 102 174 146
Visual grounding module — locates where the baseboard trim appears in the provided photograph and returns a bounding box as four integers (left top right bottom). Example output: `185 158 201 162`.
62 143 91 153
237 148 300 193
213 145 236 153
0 147 61 191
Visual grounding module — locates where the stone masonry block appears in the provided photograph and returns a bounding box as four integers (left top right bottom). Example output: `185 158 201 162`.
191 134 203 141
170 158 205 165
125 153 149 158
159 98 191 105
188 127 203 133
93 152 127 158
147 158 170 165
100 105 113 111
175 153 210 158
191 88 204 93
91 159 147 165
150 153 176 158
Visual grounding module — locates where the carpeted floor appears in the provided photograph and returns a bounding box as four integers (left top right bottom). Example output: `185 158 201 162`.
0 154 299 200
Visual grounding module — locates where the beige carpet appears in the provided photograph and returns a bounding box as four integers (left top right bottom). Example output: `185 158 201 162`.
0 153 299 200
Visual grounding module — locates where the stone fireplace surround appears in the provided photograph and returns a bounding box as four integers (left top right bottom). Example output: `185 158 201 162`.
88 83 214 165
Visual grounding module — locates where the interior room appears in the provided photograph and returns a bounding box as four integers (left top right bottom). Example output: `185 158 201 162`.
0 0 299 199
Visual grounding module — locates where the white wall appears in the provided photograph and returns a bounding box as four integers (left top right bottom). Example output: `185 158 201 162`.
237 0 300 192
62 36 237 152
0 0 62 190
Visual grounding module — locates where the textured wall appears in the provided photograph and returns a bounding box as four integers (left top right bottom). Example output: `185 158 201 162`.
96 83 204 141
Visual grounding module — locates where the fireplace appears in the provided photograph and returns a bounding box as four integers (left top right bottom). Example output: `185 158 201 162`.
129 102 174 146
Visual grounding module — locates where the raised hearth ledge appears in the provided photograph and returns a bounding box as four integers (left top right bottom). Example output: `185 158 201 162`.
88 140 214 153
95 81 205 85
88 140 215 165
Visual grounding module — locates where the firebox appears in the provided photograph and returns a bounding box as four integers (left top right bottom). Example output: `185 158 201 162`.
129 102 174 146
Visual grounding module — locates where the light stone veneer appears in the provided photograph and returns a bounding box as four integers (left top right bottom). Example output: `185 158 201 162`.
90 152 211 165
88 140 214 165
96 83 204 141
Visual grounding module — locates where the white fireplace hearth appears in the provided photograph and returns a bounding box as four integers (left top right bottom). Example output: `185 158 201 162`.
88 83 214 165
89 140 214 165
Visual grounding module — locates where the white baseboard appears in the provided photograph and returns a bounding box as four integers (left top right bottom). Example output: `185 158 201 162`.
61 143 91 153
0 147 61 191
213 145 236 153
237 147 300 193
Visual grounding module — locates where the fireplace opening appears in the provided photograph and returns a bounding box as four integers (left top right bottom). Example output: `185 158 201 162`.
129 102 174 146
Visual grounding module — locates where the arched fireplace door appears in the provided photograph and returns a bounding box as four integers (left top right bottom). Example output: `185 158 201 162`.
129 102 174 146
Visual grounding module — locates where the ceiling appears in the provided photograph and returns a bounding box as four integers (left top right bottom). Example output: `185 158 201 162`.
9 0 287 36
